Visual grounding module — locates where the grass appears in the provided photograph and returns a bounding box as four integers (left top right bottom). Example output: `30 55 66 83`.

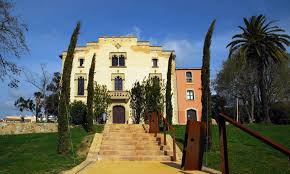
174 124 290 174
0 124 104 174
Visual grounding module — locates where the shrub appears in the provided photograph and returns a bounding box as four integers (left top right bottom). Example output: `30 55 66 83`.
270 102 290 124
70 101 87 125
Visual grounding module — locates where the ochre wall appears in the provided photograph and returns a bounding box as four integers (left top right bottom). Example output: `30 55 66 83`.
175 69 202 124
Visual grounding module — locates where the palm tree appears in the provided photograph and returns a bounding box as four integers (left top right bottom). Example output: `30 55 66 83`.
227 15 290 123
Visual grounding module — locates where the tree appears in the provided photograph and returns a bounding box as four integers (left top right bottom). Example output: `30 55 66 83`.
165 53 174 124
14 92 43 121
34 91 43 120
46 72 61 117
143 77 164 123
14 97 35 114
227 15 290 123
24 64 51 120
214 52 258 122
201 20 215 150
130 81 144 124
93 83 111 123
0 0 28 87
86 54 95 133
57 21 80 154
214 52 290 123
70 101 87 125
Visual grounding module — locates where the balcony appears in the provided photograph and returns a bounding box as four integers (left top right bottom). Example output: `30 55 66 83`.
108 91 130 101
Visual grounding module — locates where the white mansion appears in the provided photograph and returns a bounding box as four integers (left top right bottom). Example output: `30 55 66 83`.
60 36 179 124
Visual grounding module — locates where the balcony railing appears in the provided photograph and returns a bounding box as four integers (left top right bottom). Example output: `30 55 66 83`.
108 91 130 100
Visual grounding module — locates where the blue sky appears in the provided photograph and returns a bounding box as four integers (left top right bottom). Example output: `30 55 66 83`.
0 0 289 118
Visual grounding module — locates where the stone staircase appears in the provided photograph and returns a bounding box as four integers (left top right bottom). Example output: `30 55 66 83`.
98 124 173 161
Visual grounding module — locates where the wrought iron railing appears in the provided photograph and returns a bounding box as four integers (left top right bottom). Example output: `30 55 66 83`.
158 113 177 161
216 113 290 174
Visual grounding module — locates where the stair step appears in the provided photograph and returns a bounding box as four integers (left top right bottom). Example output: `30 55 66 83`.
98 150 164 156
98 155 171 161
101 141 159 146
100 144 161 150
98 124 172 161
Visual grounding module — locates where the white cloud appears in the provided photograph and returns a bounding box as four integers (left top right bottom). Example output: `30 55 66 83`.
162 39 202 67
128 26 142 39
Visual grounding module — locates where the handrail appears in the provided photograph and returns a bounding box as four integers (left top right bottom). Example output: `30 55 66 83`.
217 113 290 174
158 113 177 161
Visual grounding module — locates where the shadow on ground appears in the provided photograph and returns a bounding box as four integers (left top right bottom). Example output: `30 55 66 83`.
160 162 192 174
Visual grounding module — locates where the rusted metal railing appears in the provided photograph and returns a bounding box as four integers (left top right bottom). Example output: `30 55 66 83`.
217 113 290 174
159 113 177 161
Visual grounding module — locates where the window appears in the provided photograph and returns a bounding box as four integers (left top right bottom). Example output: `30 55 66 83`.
79 58 84 67
111 54 126 67
152 59 158 67
112 55 118 66
114 76 123 91
119 55 125 66
186 90 194 100
151 76 160 84
78 77 85 95
186 72 192 83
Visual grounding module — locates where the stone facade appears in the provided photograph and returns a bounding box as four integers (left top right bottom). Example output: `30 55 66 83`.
0 123 57 135
60 36 179 124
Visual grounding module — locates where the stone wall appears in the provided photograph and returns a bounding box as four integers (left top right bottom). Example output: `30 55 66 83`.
0 123 57 135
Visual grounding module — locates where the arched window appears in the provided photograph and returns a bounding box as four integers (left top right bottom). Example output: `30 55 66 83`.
151 76 160 84
112 55 118 66
187 109 197 121
186 72 192 82
119 55 125 66
78 77 84 95
114 76 123 91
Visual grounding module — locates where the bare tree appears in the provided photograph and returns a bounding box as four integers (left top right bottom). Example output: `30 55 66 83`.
0 0 28 87
24 64 51 121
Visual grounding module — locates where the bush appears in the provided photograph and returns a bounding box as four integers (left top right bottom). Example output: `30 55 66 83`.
270 102 290 124
70 101 87 125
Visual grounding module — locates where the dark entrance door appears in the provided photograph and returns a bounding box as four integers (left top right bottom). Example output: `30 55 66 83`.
113 106 125 123
187 109 197 121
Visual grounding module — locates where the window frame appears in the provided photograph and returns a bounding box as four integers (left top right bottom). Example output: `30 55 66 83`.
77 77 85 96
78 58 84 68
186 71 192 83
186 89 194 100
114 76 123 91
152 58 158 68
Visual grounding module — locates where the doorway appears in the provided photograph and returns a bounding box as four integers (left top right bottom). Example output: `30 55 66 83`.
113 105 125 123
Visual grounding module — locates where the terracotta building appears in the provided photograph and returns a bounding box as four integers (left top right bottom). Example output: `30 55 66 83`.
175 68 202 124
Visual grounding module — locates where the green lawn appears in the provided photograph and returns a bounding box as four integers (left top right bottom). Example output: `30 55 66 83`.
0 124 104 174
174 124 290 174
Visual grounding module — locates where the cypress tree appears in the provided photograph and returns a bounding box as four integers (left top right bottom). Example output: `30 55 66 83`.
57 22 80 154
166 53 174 124
86 54 96 133
201 20 215 150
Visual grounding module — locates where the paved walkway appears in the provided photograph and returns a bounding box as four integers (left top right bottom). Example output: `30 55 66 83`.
78 161 207 174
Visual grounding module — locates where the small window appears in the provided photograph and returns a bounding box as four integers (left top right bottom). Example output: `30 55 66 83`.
112 55 118 66
78 77 85 95
79 58 84 67
114 76 123 91
186 72 192 83
119 55 125 66
152 59 158 67
186 90 194 100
